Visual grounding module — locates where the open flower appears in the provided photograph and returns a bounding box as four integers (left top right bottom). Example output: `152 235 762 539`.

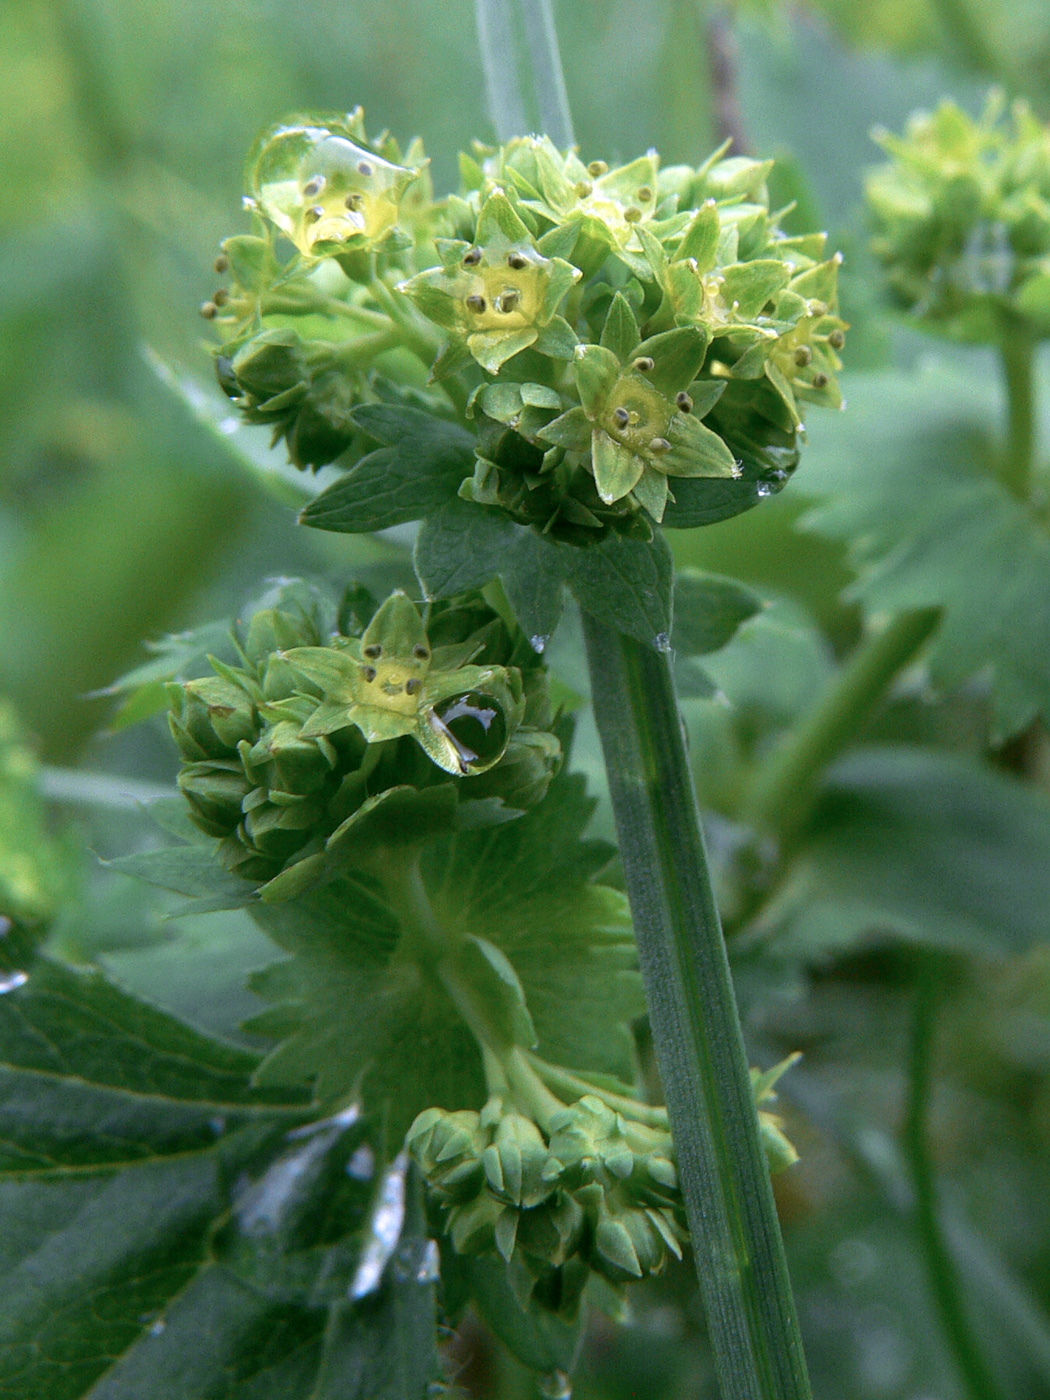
492 137 667 277
398 190 580 372
248 111 424 257
537 294 737 522
284 591 525 775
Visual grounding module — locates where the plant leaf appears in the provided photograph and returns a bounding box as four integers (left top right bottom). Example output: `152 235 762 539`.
300 408 475 533
802 362 1050 739
754 746 1050 960
414 498 567 644
672 569 763 657
567 531 674 647
248 759 643 1148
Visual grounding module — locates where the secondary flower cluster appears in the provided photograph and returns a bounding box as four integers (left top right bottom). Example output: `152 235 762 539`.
168 584 560 900
867 92 1050 342
206 109 845 539
409 1062 797 1318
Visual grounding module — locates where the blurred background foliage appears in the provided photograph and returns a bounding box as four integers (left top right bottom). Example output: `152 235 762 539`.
4 1 1050 1397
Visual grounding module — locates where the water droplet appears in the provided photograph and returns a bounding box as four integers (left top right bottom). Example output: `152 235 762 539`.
530 634 547 654
431 692 508 771
0 917 11 938
349 1151 409 1299
347 1143 375 1180
538 1369 572 1399
209 1117 226 1137
0 971 28 995
756 483 774 497
149 1320 167 1337
654 633 671 653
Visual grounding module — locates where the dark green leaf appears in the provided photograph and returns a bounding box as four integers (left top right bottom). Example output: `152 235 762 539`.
0 952 318 1399
414 498 567 644
756 747 1050 960
300 407 475 533
0 956 300 1172
672 569 763 657
567 532 674 647
310 1171 438 1399
459 1255 583 1374
81 1264 326 1400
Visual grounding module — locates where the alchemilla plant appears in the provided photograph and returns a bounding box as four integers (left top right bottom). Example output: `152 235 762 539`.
148 104 846 1396
12 5 1050 1396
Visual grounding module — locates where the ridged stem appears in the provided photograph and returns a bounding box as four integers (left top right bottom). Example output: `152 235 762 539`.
905 964 1005 1400
582 612 812 1400
1000 329 1037 501
746 608 941 841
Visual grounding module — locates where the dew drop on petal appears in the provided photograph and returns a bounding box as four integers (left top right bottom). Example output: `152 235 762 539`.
0 971 28 995
530 634 547 654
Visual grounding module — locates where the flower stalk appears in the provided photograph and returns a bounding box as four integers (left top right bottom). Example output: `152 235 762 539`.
746 607 942 843
582 611 812 1400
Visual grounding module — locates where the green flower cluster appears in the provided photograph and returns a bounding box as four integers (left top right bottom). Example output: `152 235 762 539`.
207 112 844 538
408 1061 798 1319
867 92 1050 342
168 584 560 902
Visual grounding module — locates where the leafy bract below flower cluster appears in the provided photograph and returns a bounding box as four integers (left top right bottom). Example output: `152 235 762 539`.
868 91 1050 342
206 107 844 540
168 581 560 901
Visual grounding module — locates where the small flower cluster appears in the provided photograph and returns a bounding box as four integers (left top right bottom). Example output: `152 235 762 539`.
867 92 1050 341
408 1061 797 1319
206 111 845 539
168 584 560 901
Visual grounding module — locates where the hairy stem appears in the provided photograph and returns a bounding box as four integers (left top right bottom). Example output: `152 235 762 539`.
583 612 812 1400
1001 329 1037 500
906 964 1005 1400
746 607 941 842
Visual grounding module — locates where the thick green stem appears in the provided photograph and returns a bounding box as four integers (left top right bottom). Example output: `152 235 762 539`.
746 607 941 842
905 964 1005 1400
1000 330 1037 500
582 612 811 1400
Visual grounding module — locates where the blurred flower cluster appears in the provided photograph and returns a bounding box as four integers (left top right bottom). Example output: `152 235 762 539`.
868 92 1050 341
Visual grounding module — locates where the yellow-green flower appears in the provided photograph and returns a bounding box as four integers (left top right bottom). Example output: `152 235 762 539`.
285 591 524 775
537 294 737 522
398 191 580 372
248 111 423 257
